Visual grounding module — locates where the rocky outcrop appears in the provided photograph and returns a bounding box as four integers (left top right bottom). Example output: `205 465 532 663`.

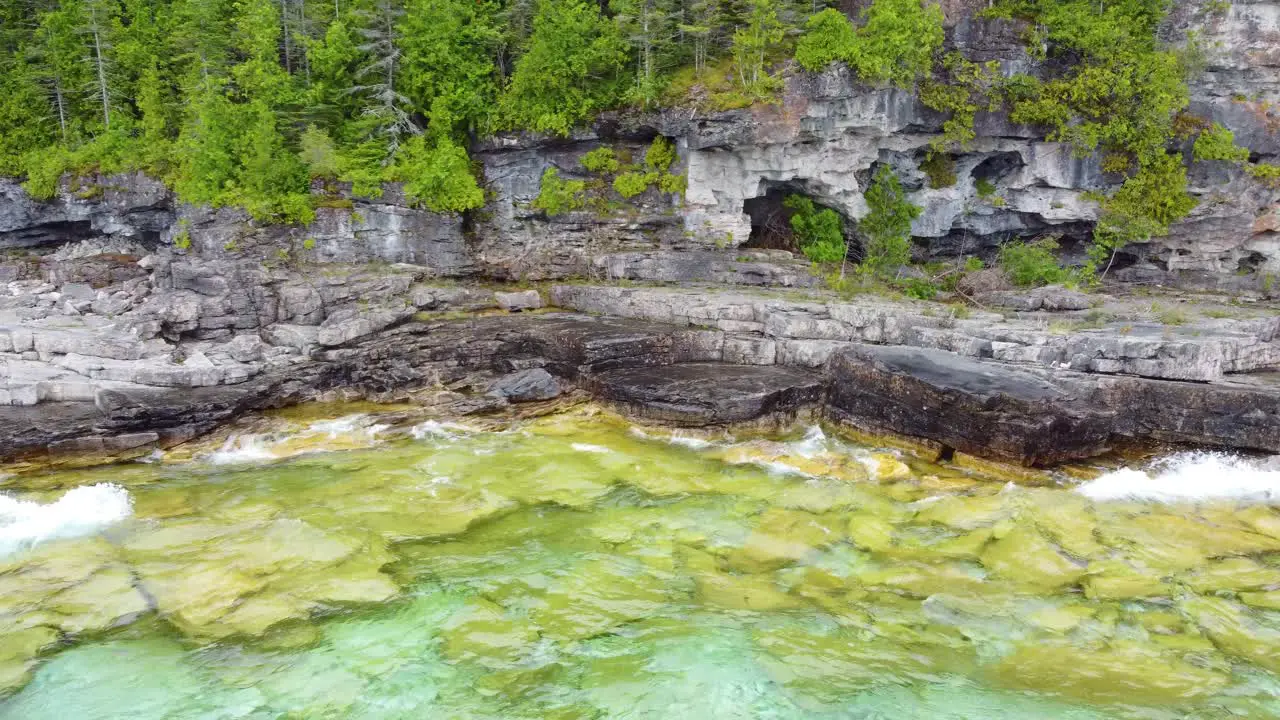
591 363 824 426
827 343 1280 464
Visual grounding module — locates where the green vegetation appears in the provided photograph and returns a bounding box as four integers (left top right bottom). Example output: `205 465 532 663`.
783 195 846 264
1193 124 1251 163
997 238 1068 288
858 166 921 277
580 148 619 174
795 2 944 88
533 168 586 215
613 171 655 198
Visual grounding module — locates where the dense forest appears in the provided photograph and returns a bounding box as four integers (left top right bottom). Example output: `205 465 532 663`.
0 0 1275 267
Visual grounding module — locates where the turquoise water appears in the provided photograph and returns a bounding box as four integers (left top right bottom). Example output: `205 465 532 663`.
3 409 1280 719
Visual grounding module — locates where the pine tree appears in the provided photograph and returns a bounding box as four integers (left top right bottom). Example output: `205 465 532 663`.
398 0 500 138
503 0 628 135
614 0 678 107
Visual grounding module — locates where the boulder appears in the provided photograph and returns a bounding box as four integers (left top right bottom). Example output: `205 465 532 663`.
495 290 544 312
826 343 1112 466
487 368 561 402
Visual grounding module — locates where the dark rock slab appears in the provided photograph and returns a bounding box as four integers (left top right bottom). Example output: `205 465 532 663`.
827 344 1113 466
592 363 825 426
487 368 561 402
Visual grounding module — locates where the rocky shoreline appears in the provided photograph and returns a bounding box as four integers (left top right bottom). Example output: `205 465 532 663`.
2 254 1278 467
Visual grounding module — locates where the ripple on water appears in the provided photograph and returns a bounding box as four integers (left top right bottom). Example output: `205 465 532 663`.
4 412 1280 719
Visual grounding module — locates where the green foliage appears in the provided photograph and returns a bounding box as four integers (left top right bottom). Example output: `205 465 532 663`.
920 152 956 189
964 256 985 272
795 1 944 88
731 0 785 98
848 0 944 88
795 9 858 72
919 54 1002 150
784 195 846 264
300 126 340 180
389 136 485 213
1090 152 1198 275
1193 123 1250 163
613 171 656 198
533 168 586 215
503 0 628 135
859 166 920 277
658 172 687 195
645 136 678 172
897 277 938 300
998 238 1067 287
1247 162 1280 188
581 147 619 174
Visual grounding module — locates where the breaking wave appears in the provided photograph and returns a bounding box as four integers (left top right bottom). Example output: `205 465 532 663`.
1077 451 1280 503
0 483 133 556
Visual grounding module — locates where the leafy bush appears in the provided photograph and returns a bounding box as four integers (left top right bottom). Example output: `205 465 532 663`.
784 195 847 264
920 152 956 188
613 171 655 198
975 178 997 198
299 126 340 179
896 277 938 300
533 168 586 215
391 136 485 213
1247 162 1280 188
794 1 944 88
998 238 1067 287
658 172 687 195
580 147 619 174
1193 123 1250 163
795 9 858 72
859 166 920 277
645 137 678 172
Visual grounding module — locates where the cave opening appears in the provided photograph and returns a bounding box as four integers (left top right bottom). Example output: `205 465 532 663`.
742 181 858 259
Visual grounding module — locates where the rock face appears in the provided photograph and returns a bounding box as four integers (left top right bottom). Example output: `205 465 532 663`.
591 363 825 425
827 344 1114 465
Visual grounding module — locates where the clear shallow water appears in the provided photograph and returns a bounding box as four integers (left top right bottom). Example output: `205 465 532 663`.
3 410 1280 719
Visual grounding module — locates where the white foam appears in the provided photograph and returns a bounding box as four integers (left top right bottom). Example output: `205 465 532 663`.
207 435 277 465
1077 452 1280 503
571 443 612 454
0 483 132 556
410 420 475 440
790 425 828 457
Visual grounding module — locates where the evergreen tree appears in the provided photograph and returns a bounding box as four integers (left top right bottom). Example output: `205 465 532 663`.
503 0 628 135
398 0 501 137
613 0 678 107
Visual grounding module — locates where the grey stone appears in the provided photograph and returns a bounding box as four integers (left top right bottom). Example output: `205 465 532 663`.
487 368 561 402
495 290 544 312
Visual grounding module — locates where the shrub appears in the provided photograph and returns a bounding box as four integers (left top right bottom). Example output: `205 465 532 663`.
645 136 678 172
795 8 858 72
391 136 485 213
794 0 944 89
613 171 655 198
975 178 997 198
785 195 847 264
1193 123 1250 163
299 125 340 179
859 166 920 277
658 172 687 195
533 168 586 215
580 147 619 174
1247 162 1280 188
998 238 1067 288
896 277 938 300
921 152 956 188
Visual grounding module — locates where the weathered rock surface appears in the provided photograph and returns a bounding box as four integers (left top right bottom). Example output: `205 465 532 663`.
591 363 824 425
551 285 1280 382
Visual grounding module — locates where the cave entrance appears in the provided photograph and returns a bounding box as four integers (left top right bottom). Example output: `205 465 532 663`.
743 182 855 258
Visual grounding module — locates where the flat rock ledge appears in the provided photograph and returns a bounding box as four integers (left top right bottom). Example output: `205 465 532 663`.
2 304 1279 468
828 344 1280 466
591 363 824 426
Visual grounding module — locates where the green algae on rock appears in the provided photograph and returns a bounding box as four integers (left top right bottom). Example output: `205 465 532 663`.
4 409 1280 717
